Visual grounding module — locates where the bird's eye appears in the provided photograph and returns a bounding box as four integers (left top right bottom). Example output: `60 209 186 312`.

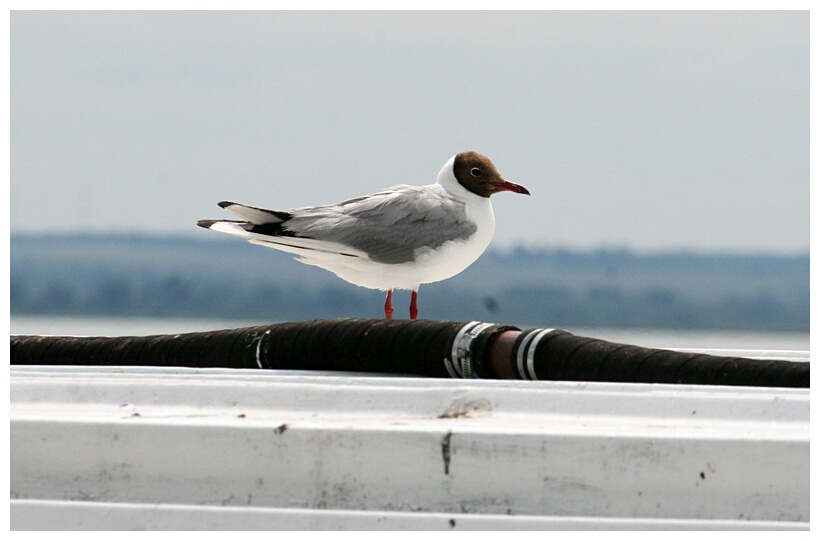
470 167 481 177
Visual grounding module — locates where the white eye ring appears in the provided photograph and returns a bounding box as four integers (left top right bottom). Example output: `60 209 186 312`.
470 167 481 177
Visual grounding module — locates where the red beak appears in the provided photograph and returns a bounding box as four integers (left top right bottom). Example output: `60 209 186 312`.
497 179 531 196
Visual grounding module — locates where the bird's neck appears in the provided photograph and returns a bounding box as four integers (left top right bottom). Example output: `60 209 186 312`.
436 155 486 204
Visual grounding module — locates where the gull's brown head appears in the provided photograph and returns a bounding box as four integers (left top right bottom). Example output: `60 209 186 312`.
452 151 530 198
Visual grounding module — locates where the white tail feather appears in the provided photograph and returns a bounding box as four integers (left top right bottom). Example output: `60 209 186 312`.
222 203 285 225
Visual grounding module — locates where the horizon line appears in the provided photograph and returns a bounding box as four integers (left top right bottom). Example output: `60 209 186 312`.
9 231 810 258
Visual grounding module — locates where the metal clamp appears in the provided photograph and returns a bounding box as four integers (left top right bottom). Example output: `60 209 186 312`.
446 321 496 379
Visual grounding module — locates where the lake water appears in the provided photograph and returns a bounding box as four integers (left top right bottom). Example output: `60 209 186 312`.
10 315 810 352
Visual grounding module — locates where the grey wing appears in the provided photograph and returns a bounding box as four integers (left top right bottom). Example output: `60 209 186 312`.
283 185 478 264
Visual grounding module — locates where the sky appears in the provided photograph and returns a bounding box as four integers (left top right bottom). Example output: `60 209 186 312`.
9 10 810 253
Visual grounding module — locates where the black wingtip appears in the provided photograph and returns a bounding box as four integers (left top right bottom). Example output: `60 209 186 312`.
218 201 235 209
197 219 218 229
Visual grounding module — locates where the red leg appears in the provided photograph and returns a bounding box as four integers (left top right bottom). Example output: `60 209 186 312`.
409 290 419 320
384 289 394 319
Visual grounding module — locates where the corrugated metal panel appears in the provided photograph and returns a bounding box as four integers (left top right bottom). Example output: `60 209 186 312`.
10 365 809 530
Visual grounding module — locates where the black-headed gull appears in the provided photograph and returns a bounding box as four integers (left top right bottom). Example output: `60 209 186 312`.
197 151 530 319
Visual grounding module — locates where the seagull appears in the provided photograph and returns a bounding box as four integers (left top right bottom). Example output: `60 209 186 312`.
197 151 530 319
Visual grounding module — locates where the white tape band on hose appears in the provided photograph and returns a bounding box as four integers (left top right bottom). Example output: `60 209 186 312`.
255 329 272 369
516 331 538 380
525 328 555 381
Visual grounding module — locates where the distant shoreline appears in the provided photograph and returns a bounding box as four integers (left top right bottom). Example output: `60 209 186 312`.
11 235 809 332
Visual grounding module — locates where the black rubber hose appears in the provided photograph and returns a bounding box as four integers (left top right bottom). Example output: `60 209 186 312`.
10 319 468 377
510 328 808 388
10 319 809 387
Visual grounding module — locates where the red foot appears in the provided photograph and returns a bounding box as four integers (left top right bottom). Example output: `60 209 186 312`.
409 290 419 320
384 290 394 319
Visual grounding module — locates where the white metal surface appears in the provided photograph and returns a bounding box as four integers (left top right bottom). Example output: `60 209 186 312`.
10 365 809 530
